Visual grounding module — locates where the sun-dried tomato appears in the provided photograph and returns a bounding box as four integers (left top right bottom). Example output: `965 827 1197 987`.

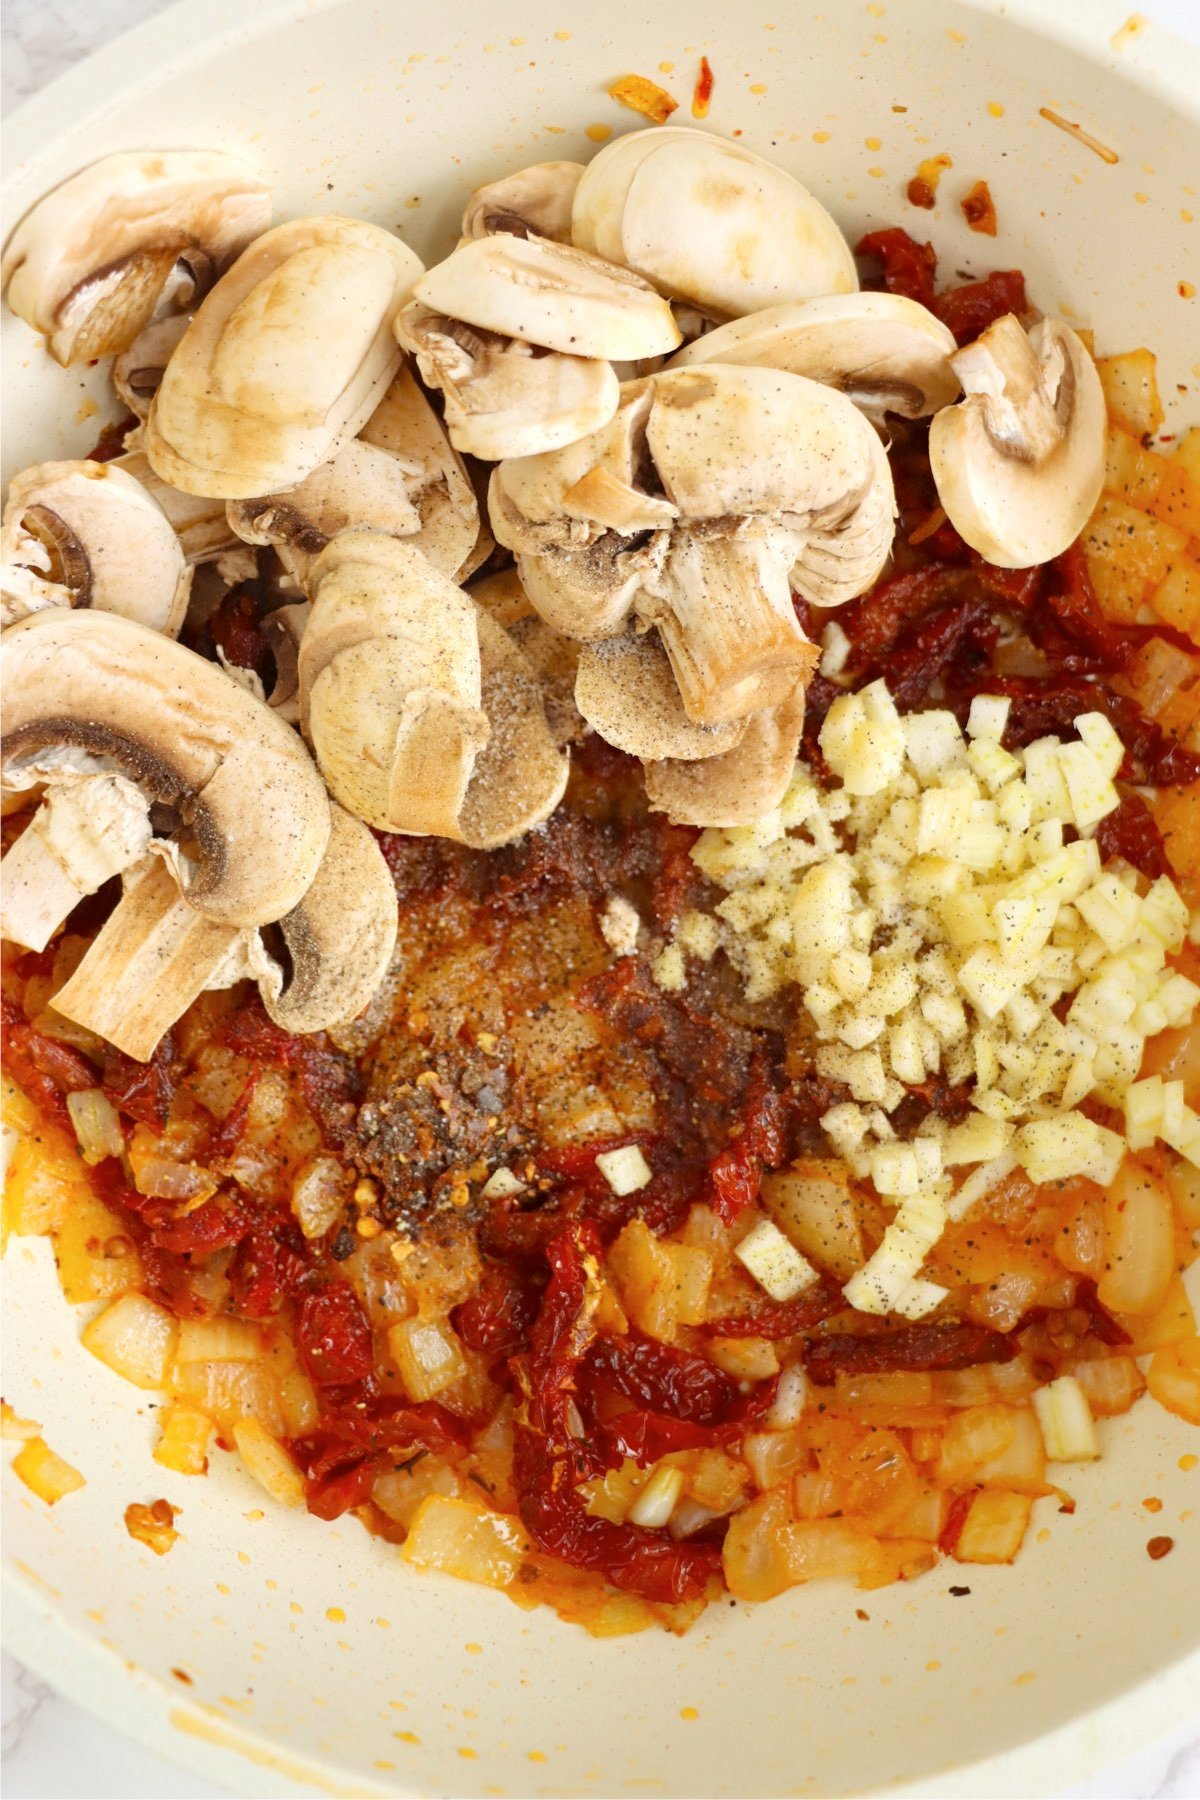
454 1258 547 1358
857 227 937 308
228 1222 309 1318
101 1034 179 1129
140 1195 251 1258
510 1224 721 1602
87 414 138 462
708 1050 787 1225
882 597 999 709
1093 791 1169 880
598 1385 778 1467
977 677 1200 789
296 1282 373 1387
805 1320 1017 1384
222 997 361 1146
933 268 1026 344
1 996 96 1126
1073 1278 1134 1348
585 1333 740 1422
206 587 273 683
291 1399 467 1519
649 823 704 929
701 1278 843 1342
939 1491 974 1555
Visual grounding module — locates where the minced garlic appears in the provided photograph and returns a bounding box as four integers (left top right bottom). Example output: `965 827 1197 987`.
682 680 1200 1315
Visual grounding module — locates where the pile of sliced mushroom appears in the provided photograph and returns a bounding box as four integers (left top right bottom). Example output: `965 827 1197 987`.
1 125 1108 1059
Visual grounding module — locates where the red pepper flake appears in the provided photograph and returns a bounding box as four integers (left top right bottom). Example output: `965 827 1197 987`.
609 74 678 125
906 153 953 210
1146 1535 1174 1560
692 56 714 120
961 179 998 236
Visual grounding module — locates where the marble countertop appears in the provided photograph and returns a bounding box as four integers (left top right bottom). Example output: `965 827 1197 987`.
3 0 1200 1795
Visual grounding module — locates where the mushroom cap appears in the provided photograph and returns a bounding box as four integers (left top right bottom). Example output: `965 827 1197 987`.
643 678 808 827
413 234 682 361
1 458 192 634
301 531 488 836
575 630 748 760
461 161 585 243
1 607 330 926
143 217 421 498
1 150 271 366
571 126 858 320
112 313 193 419
262 802 397 1035
928 314 1106 569
395 301 619 461
228 438 423 574
668 291 960 422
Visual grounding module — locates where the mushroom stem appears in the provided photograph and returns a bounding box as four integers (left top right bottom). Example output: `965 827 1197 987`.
51 858 244 1061
0 775 152 953
645 533 818 725
950 313 1065 462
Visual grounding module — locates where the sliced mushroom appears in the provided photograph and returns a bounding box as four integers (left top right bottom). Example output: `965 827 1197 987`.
928 313 1106 568
0 771 152 954
300 531 489 836
112 313 192 419
0 460 191 632
668 292 960 423
144 217 421 498
1 608 330 937
1 151 270 366
462 161 585 242
491 364 893 746
458 609 570 849
114 448 240 564
469 568 583 746
395 302 619 460
301 531 568 845
575 631 748 759
643 678 808 827
414 233 681 361
226 365 480 585
260 601 309 724
50 803 396 1060
572 126 858 321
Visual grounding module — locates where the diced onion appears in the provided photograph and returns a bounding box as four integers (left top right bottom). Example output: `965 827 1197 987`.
11 1436 86 1504
0 1400 41 1441
232 1417 306 1507
953 1489 1032 1564
290 1155 346 1239
595 1145 653 1196
401 1494 528 1589
629 1464 685 1529
82 1292 178 1390
176 1317 264 1364
767 1364 810 1429
1033 1376 1099 1462
388 1316 468 1402
153 1405 214 1476
66 1089 124 1166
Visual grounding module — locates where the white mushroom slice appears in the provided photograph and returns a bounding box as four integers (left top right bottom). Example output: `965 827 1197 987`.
643 680 808 827
462 161 585 243
575 631 748 760
144 217 421 498
260 601 309 724
300 532 489 837
113 449 239 563
0 459 191 633
572 127 858 320
0 773 152 953
492 378 675 538
228 439 421 570
361 366 480 579
414 235 681 360
112 313 192 419
1 150 271 366
928 313 1106 569
457 609 570 849
640 530 819 726
469 568 583 746
50 805 397 1060
668 292 960 423
1 608 330 927
395 301 619 460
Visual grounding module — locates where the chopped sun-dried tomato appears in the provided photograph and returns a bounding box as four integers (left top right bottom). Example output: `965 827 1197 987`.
708 1050 787 1224
804 1321 1017 1384
857 225 1026 345
510 1224 721 1603
296 1282 374 1387
701 1279 843 1341
857 227 937 308
585 1333 741 1422
228 1222 309 1318
1094 791 1169 880
1 996 96 1126
454 1257 547 1358
101 1034 180 1130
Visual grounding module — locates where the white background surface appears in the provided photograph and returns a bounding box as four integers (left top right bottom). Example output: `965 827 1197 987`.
2 0 1200 1795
